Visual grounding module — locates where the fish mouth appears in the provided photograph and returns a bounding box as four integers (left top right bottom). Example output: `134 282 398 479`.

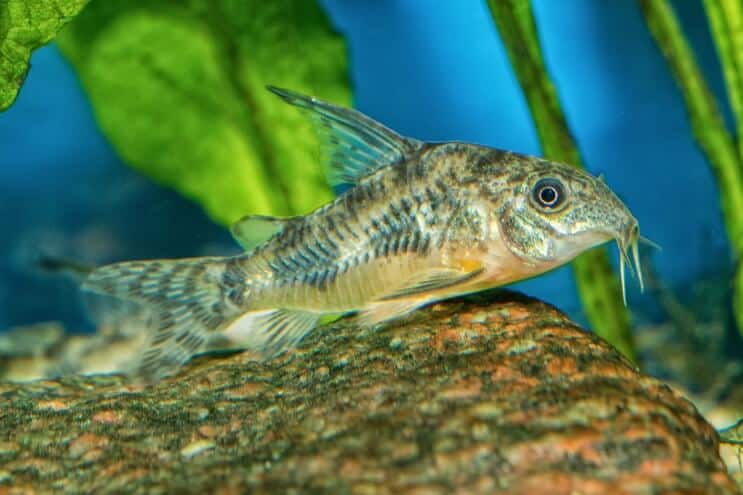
615 222 658 305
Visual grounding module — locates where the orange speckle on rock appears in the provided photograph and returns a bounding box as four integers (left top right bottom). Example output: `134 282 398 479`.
637 458 675 477
516 470 574 494
37 399 68 411
430 326 487 352
101 461 125 478
545 356 577 375
69 433 109 458
500 306 531 321
228 419 243 433
439 376 483 401
198 425 217 438
458 311 491 325
125 468 148 482
502 320 532 334
226 381 264 399
340 458 363 477
122 383 146 393
92 410 120 424
81 447 105 463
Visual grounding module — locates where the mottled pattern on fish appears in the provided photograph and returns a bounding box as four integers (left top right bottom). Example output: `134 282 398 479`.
246 144 485 307
84 87 644 382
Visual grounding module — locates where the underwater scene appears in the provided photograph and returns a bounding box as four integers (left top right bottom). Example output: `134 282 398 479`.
1 0 742 493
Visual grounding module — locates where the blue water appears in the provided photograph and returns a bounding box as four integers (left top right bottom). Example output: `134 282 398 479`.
0 1 732 332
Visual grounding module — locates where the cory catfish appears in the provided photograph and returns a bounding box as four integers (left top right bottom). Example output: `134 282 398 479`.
84 87 645 381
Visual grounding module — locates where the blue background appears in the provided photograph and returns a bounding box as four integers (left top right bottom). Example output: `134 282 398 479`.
0 1 732 332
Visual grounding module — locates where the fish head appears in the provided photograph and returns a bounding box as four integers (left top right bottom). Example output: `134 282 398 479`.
495 159 643 302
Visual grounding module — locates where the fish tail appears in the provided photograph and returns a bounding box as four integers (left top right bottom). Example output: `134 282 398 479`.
83 256 245 382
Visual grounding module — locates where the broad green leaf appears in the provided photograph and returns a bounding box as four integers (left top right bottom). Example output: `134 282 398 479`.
56 0 349 226
0 0 90 111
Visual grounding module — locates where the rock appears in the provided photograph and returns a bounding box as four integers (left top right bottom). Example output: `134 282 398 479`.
0 322 64 357
0 291 737 494
0 319 148 382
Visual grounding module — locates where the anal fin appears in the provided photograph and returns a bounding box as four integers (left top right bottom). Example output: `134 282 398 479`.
355 264 485 327
378 266 485 301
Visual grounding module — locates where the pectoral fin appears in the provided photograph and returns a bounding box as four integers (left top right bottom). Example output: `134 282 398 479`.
378 265 485 301
356 264 485 327
356 299 425 327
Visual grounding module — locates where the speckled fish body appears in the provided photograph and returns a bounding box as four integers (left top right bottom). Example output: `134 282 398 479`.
84 87 644 381
236 145 610 314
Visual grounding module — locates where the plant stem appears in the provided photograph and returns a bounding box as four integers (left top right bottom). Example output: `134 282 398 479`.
703 0 743 162
639 0 743 336
486 0 636 362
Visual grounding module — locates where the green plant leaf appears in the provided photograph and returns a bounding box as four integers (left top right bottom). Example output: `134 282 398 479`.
719 418 743 445
639 0 743 337
0 0 90 111
56 0 349 226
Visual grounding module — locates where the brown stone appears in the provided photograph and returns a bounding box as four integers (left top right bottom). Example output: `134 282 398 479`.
0 291 737 494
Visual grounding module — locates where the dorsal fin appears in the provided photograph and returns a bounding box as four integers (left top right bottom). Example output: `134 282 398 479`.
230 214 295 251
267 86 424 186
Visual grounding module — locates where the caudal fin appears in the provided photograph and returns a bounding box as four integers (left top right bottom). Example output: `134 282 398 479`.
83 257 242 382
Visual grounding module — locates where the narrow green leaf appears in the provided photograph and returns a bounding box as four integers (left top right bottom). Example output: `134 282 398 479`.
703 0 743 160
640 0 743 254
639 0 743 337
485 0 636 362
0 0 90 111
56 0 349 226
719 418 743 445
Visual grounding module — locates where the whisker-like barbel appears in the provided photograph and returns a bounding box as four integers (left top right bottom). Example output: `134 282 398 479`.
632 239 644 292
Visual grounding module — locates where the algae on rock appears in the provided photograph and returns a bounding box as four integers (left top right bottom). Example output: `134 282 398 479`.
485 0 636 362
56 0 350 226
0 0 90 110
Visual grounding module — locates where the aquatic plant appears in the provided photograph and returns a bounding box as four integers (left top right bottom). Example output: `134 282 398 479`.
639 0 743 337
485 0 636 361
55 0 349 226
718 419 743 486
0 0 89 110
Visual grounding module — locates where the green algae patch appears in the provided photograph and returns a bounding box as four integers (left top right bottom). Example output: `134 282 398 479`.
56 1 349 226
0 0 90 111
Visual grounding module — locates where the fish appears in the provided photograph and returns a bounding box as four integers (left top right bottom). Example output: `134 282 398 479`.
82 86 647 382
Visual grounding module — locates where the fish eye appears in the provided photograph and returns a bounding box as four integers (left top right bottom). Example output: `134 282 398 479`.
532 178 565 210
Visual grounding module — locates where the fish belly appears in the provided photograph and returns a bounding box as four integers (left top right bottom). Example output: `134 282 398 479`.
254 253 443 313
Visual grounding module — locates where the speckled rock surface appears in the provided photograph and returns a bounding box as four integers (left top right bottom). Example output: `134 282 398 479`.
0 292 738 494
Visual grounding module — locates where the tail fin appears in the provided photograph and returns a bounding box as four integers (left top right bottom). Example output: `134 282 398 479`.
83 257 243 382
